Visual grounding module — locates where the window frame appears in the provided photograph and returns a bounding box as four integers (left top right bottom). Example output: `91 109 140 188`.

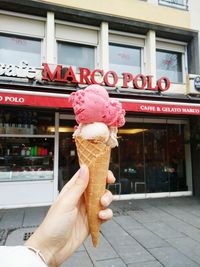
158 0 188 10
156 38 187 84
56 40 97 72
0 12 45 65
109 31 145 76
55 22 99 70
0 33 43 67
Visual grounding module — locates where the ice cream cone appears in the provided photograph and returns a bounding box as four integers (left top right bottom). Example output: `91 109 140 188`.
75 136 111 247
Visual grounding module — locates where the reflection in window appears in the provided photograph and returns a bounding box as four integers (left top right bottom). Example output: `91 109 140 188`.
0 108 55 135
109 44 141 76
0 35 41 66
0 137 54 182
110 122 187 195
156 49 183 83
57 42 95 70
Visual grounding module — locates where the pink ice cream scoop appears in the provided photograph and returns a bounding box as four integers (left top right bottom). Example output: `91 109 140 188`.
69 84 125 127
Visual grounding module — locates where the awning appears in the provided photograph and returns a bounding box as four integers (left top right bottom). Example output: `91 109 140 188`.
0 89 200 116
122 101 200 115
0 91 71 109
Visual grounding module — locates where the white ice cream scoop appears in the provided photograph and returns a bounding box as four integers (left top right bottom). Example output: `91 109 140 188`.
73 122 110 142
73 122 118 148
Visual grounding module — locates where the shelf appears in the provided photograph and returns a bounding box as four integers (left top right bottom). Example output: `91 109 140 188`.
2 155 53 158
0 134 55 138
0 170 54 182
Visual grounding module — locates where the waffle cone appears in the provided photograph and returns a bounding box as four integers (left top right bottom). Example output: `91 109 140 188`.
75 136 111 247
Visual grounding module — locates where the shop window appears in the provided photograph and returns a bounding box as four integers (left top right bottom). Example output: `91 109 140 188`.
158 0 188 10
57 42 95 70
156 49 183 83
0 109 55 135
109 43 141 76
110 120 188 195
0 109 55 182
0 137 54 182
0 35 41 67
58 118 79 191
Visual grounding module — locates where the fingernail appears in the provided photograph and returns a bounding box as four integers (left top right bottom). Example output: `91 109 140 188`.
99 211 107 219
102 196 109 206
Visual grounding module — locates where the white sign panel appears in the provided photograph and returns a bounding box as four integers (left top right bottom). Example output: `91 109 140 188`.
189 74 200 94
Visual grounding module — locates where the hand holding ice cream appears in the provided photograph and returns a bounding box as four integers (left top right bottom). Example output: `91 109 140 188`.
69 85 125 246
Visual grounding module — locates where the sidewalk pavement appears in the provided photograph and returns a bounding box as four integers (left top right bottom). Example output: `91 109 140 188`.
1 196 200 267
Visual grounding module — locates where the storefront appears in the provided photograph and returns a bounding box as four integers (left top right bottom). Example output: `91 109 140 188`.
0 79 200 207
0 8 200 207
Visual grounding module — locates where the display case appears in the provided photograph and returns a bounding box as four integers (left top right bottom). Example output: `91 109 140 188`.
0 109 56 182
0 136 54 182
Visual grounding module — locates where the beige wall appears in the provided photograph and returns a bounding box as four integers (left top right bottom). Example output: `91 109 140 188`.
187 0 200 74
40 0 191 29
189 0 200 31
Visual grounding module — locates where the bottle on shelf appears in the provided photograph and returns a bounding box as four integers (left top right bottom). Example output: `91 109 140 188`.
21 147 26 156
33 146 37 156
26 147 31 156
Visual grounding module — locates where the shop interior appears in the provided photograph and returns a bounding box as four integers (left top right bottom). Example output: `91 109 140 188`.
0 108 189 194
58 117 188 195
0 108 55 182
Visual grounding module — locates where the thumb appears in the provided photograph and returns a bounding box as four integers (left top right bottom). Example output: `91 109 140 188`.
66 165 89 207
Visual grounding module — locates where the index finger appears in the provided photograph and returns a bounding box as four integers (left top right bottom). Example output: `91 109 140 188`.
106 170 115 184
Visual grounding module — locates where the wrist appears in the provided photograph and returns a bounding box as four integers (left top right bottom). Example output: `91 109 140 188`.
25 239 57 267
25 246 48 265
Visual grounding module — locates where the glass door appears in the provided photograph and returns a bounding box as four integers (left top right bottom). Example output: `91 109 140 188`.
58 116 79 191
111 118 190 195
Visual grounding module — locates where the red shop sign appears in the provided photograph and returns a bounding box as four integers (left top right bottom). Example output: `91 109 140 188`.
42 63 170 92
122 102 200 115
0 92 200 116
0 92 71 108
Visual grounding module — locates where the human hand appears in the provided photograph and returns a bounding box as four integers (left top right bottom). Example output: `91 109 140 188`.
25 165 115 267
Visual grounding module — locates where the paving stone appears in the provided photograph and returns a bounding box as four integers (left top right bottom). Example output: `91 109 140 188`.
128 228 168 249
61 251 94 267
84 234 118 261
127 210 163 223
184 207 200 218
101 220 139 246
161 215 200 243
5 227 36 245
0 209 24 229
116 243 155 264
102 221 154 264
0 210 5 220
166 237 200 264
156 205 200 229
94 258 127 267
149 246 199 267
23 206 49 227
114 215 143 230
143 221 185 239
128 260 163 267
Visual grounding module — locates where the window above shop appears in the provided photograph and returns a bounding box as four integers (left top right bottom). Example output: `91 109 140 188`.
109 43 141 76
0 34 41 67
158 0 188 10
57 41 95 71
156 49 183 83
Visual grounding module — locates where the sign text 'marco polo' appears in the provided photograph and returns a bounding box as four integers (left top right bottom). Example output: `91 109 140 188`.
42 63 170 91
